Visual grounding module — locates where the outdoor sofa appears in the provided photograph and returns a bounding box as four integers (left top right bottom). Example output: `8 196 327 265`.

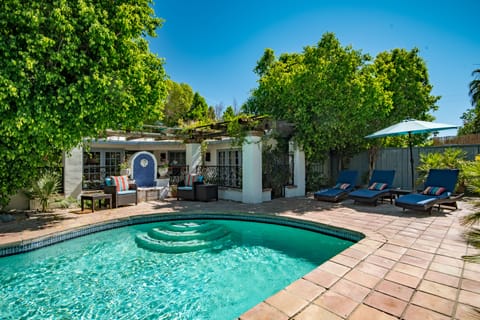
177 174 204 201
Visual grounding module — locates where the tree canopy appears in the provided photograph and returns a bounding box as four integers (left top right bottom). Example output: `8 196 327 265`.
459 68 480 135
0 0 167 207
246 32 439 161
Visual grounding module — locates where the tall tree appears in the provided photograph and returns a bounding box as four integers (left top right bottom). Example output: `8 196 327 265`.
248 33 439 162
0 0 167 207
186 92 209 122
459 68 480 135
162 80 194 127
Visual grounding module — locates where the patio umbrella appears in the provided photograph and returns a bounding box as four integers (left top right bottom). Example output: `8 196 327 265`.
365 119 459 189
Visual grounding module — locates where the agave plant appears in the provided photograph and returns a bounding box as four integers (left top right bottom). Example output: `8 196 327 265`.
26 171 61 212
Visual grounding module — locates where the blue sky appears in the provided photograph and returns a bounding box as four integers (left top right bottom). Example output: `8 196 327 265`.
150 0 479 136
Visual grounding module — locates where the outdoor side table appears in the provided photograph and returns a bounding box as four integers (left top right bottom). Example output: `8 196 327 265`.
196 184 218 202
81 193 112 212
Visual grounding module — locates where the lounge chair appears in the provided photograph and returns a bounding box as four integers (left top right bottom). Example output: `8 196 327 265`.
395 169 462 213
314 170 358 202
348 170 395 205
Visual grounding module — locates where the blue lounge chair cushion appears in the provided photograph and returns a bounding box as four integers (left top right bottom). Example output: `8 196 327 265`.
395 169 459 212
348 170 395 204
178 186 193 191
314 170 358 202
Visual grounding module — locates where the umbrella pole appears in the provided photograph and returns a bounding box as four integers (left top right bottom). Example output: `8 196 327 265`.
409 132 414 190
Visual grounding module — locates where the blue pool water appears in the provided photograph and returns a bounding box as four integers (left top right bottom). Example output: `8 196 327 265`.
0 219 355 319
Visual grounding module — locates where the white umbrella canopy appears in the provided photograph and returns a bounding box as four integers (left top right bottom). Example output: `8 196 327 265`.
366 119 459 189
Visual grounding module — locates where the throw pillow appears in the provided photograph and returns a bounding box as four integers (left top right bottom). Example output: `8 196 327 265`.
334 183 350 190
368 182 388 191
422 186 447 196
111 175 130 192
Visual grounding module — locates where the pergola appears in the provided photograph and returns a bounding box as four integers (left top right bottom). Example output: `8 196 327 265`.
103 115 273 142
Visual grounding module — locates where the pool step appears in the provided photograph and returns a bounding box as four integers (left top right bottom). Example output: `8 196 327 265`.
135 222 231 253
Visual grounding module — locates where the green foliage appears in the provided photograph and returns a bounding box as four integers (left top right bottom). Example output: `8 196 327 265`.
248 32 439 163
459 69 480 135
162 79 195 126
461 160 480 263
25 171 61 212
186 92 209 121
416 148 467 192
0 0 167 207
222 106 236 120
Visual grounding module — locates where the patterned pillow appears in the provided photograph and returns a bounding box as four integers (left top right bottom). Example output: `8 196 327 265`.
422 186 447 196
111 175 130 192
334 183 350 190
185 174 198 186
368 182 388 191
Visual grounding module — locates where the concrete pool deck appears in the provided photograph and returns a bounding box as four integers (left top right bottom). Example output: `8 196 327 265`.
0 196 479 319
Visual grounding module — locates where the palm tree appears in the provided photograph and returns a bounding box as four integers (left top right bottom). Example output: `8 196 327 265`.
470 68 480 108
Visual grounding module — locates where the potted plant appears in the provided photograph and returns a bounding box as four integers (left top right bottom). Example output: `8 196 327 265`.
119 161 130 176
158 162 169 177
25 171 61 212
169 184 177 198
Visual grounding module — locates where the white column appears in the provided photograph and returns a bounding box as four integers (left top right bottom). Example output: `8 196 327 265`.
185 142 202 173
242 133 263 203
63 146 83 198
285 140 306 198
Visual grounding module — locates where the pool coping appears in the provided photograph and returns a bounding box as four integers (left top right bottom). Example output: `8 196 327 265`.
0 198 477 319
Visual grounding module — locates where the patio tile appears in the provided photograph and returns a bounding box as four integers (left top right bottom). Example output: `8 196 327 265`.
348 304 398 320
285 279 326 301
382 243 408 254
303 268 339 289
433 254 464 268
429 261 463 277
374 248 403 261
399 254 431 269
424 270 460 288
365 254 396 269
239 302 289 320
411 291 455 316
458 289 480 309
313 290 358 318
418 279 458 300
463 268 480 281
455 303 480 320
364 291 407 317
318 261 350 277
385 270 421 288
392 262 426 278
265 290 308 317
375 279 415 301
461 278 480 294
403 304 451 320
293 304 342 320
344 269 381 289
341 247 370 260
330 253 360 268
405 248 434 261
330 279 370 302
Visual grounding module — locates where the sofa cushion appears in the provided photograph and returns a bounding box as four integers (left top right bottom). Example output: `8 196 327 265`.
111 175 130 192
178 186 193 191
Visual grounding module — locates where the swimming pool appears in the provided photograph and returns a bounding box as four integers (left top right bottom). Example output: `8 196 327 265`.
0 215 360 319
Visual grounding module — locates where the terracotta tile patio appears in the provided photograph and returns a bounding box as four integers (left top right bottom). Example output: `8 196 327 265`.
0 196 479 319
